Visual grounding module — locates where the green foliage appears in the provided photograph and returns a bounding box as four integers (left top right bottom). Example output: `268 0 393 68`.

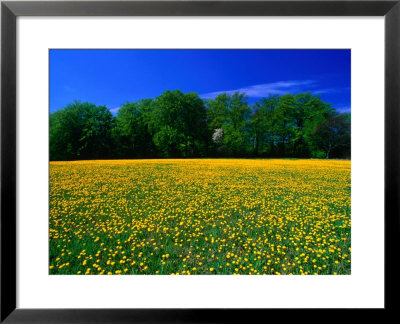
206 93 230 130
311 150 327 159
153 125 184 157
207 92 252 156
49 91 351 160
50 101 114 160
113 99 155 158
251 96 279 155
309 112 351 159
152 90 209 157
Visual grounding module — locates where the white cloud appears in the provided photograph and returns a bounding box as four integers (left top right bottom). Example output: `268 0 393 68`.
335 105 351 113
313 87 350 95
200 80 317 99
109 106 121 114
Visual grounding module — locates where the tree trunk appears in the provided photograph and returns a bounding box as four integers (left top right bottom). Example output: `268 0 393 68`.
326 143 332 159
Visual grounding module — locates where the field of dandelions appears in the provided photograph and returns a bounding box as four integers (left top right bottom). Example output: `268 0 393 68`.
49 159 351 275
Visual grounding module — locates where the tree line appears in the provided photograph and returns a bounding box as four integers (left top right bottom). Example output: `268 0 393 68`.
50 90 350 161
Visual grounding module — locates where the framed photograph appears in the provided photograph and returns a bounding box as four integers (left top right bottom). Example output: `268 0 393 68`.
1 0 398 322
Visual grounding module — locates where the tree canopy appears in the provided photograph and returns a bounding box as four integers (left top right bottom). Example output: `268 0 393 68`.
50 91 350 161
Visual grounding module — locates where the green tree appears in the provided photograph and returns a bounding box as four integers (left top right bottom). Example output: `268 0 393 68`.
293 93 333 157
50 101 114 160
310 112 351 158
49 91 350 160
251 95 279 156
153 125 184 157
250 93 334 157
113 99 156 158
207 92 251 156
272 94 296 155
206 94 230 131
152 90 209 157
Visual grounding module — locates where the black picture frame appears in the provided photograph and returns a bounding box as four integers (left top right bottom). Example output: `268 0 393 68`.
1 0 399 322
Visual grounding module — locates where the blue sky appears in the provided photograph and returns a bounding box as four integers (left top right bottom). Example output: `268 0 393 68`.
50 49 351 114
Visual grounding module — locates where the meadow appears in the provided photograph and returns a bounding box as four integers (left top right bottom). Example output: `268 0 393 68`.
49 159 351 275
